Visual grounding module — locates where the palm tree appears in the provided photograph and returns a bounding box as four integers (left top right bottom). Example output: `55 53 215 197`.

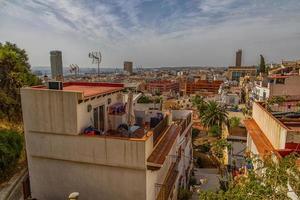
191 95 207 116
200 101 228 129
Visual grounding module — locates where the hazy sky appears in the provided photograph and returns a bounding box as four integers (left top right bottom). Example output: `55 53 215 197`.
1 0 300 68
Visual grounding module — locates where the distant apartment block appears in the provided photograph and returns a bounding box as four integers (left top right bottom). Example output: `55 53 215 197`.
146 80 180 94
20 82 193 200
252 74 300 101
124 61 133 75
226 66 257 82
50 50 63 80
185 80 223 95
236 49 242 67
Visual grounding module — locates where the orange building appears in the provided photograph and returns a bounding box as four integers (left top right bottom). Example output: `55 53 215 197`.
146 80 179 93
185 80 223 95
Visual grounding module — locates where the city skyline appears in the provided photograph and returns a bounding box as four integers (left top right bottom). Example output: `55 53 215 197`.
1 0 300 68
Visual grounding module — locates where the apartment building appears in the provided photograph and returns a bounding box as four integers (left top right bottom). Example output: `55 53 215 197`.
252 75 300 101
185 80 223 95
226 66 257 82
146 80 180 94
245 101 300 162
20 81 193 200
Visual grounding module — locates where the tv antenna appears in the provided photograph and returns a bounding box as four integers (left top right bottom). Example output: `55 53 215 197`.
88 51 102 77
69 64 79 78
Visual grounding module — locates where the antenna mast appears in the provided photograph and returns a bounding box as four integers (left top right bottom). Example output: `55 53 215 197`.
88 51 102 77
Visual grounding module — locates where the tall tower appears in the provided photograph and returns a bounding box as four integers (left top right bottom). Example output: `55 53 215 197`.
236 49 242 67
50 50 63 81
124 61 133 75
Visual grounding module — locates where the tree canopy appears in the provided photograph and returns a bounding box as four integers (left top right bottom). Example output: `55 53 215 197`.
200 101 228 129
0 42 41 121
199 154 300 200
259 54 266 74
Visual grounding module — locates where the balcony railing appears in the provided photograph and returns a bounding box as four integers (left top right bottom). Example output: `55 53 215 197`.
153 116 169 145
155 160 179 200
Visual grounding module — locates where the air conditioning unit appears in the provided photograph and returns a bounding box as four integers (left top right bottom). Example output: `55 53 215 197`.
48 81 63 90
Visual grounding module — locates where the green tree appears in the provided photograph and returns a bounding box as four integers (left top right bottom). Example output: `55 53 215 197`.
0 42 41 121
208 125 221 137
0 129 23 181
199 154 300 200
259 54 266 74
191 95 207 116
200 101 228 129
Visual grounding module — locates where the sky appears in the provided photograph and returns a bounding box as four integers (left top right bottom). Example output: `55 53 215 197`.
0 0 300 68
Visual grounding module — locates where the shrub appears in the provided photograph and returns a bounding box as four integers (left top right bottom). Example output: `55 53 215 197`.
189 177 197 186
0 129 23 180
229 117 240 128
198 143 211 153
178 187 192 200
208 125 221 137
192 128 200 139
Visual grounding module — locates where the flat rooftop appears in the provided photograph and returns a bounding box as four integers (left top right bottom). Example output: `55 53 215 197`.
32 82 124 98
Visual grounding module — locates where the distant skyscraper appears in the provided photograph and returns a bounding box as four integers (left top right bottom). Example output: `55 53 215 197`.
124 61 133 75
236 49 242 67
50 50 63 80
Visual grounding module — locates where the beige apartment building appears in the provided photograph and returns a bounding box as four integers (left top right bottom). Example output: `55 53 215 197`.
245 101 300 161
20 81 193 200
252 74 300 101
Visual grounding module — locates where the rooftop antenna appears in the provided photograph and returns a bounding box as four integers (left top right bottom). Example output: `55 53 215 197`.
89 51 102 77
69 64 79 78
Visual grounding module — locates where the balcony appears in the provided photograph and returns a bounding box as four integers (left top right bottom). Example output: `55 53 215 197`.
155 160 179 200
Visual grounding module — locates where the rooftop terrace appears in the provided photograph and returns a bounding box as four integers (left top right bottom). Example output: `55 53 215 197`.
32 82 124 99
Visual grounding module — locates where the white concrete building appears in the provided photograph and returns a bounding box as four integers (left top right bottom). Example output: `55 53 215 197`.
21 81 193 200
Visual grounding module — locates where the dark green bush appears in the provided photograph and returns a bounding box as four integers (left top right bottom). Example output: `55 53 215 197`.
198 143 211 153
0 129 23 180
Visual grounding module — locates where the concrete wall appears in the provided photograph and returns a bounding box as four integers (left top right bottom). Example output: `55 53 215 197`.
270 76 300 97
29 157 146 200
252 102 287 149
21 88 79 135
25 132 147 200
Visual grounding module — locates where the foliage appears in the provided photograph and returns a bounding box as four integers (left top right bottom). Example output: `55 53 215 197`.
191 95 207 116
137 95 161 104
192 128 200 139
199 154 300 200
200 101 228 129
210 139 231 160
266 96 286 111
229 117 240 128
178 187 192 200
208 125 221 137
267 96 286 105
189 177 197 186
197 143 211 153
137 95 152 103
0 129 23 180
0 42 41 121
259 54 266 73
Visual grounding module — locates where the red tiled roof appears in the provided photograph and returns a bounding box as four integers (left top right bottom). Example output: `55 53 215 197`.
244 119 281 158
147 124 181 168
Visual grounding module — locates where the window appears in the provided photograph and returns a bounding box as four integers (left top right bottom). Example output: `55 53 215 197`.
93 105 105 132
276 78 285 84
